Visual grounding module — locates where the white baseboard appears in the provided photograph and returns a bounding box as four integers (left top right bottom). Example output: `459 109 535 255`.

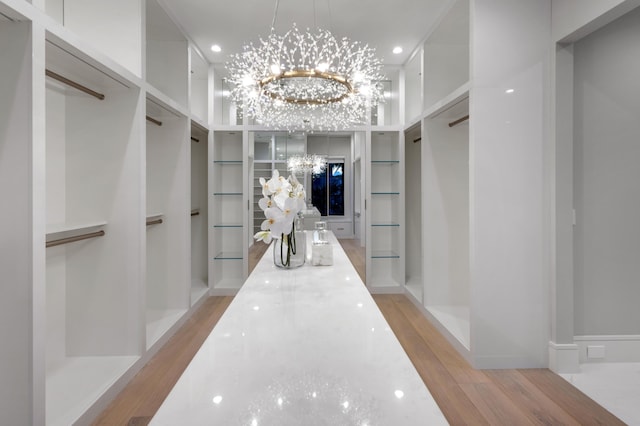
548 341 580 373
574 335 640 363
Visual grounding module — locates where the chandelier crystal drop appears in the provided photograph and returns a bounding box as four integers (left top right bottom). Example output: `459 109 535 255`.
287 154 327 175
226 24 384 131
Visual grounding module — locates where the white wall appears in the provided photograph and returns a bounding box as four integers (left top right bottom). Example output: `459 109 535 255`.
551 0 640 371
572 6 640 335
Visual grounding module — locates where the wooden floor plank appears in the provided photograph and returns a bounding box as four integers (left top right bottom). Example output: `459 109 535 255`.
518 369 626 426
459 382 536 426
484 369 583 425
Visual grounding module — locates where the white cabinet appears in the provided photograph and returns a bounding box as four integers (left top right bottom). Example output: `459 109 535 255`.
210 131 247 292
0 18 38 426
43 0 143 76
366 132 404 290
189 47 209 123
423 0 469 109
146 0 188 107
145 98 190 350
45 39 144 426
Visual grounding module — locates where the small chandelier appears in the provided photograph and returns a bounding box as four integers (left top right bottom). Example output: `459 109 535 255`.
225 3 384 132
287 154 327 175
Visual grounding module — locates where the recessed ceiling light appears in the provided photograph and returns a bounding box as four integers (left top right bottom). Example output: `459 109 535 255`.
505 88 515 94
392 46 403 54
211 44 222 53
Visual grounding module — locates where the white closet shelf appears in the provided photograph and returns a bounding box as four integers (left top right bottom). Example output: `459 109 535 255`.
46 355 139 426
424 82 470 119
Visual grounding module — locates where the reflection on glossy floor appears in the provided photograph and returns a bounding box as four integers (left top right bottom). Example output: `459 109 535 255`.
561 362 640 425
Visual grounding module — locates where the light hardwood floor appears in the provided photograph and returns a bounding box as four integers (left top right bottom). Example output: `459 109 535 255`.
93 239 622 425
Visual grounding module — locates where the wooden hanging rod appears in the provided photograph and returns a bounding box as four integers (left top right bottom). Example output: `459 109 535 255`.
190 136 200 143
146 116 163 126
191 209 200 217
448 115 469 128
146 218 163 226
46 230 105 248
45 69 105 100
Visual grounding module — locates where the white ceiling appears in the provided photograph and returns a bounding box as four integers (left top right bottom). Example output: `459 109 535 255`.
160 0 451 67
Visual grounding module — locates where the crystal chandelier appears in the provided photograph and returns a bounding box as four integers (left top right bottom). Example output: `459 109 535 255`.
287 154 327 175
225 1 384 131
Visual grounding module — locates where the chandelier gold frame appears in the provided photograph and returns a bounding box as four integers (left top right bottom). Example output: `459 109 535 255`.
259 70 354 105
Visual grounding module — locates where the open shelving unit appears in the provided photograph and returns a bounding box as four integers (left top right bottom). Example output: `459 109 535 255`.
423 96 470 350
409 0 471 353
44 39 143 426
210 131 247 292
0 0 220 423
190 122 209 305
145 97 190 350
367 132 404 290
404 124 423 302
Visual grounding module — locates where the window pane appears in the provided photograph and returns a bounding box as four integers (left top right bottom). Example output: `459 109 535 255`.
312 170 328 216
328 163 344 216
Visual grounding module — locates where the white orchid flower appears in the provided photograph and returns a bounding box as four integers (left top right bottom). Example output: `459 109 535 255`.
266 169 283 194
259 177 271 197
253 230 273 244
261 207 284 231
258 197 272 211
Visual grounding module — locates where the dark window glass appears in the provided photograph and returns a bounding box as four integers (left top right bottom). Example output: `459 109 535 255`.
312 170 328 216
311 162 344 216
329 164 344 215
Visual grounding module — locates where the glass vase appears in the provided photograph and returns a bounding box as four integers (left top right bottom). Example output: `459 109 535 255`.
273 226 306 269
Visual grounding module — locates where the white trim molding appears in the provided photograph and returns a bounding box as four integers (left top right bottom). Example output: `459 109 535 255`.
574 335 640 363
548 341 580 373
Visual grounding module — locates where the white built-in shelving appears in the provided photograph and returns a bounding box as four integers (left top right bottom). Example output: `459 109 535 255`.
0 0 215 423
423 97 470 350
44 38 144 426
190 122 209 305
403 0 550 370
406 0 472 354
145 98 190 350
404 124 422 303
367 132 404 290
210 131 247 292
